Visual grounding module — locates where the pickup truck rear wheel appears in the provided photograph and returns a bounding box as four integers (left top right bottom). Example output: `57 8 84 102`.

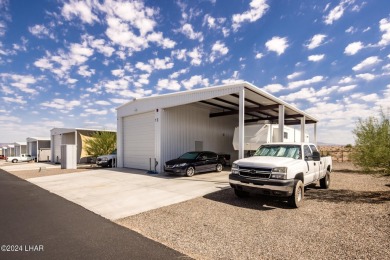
234 188 249 198
288 180 304 208
12 159 18 163
320 171 330 189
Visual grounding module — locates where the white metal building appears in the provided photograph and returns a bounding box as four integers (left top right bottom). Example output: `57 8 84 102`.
14 142 27 156
50 128 116 164
27 137 51 162
7 144 15 157
116 82 319 173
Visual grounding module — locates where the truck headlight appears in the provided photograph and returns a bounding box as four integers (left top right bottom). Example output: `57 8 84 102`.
270 167 287 179
231 163 239 174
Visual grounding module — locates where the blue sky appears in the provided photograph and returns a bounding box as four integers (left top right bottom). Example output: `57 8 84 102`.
0 0 389 145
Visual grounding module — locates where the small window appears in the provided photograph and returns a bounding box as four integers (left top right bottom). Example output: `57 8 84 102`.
284 132 288 139
303 145 312 157
310 145 318 153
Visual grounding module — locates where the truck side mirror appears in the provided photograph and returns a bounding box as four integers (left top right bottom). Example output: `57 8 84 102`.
312 151 320 161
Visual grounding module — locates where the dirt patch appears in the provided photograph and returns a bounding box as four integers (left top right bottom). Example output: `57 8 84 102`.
9 168 94 180
117 172 390 260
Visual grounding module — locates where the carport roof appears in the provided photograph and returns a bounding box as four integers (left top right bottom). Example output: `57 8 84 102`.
117 81 318 125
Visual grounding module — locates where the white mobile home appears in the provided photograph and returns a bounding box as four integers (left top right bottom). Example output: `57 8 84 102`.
27 137 51 162
7 144 15 157
116 82 318 173
50 128 116 164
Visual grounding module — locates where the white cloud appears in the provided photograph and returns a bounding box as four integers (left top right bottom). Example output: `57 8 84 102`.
179 23 203 41
338 76 354 84
110 98 129 104
181 75 209 90
172 49 187 61
34 57 53 70
41 98 81 111
265 36 288 55
210 41 229 62
232 0 269 31
111 69 125 77
156 78 181 91
84 108 108 115
28 24 55 39
378 18 390 46
360 93 378 102
149 57 174 70
306 34 327 49
308 54 325 62
262 83 284 93
352 56 381 71
147 32 176 49
324 0 353 25
187 47 203 66
356 73 376 81
62 0 98 24
344 41 364 55
78 65 95 77
345 26 357 34
170 68 189 79
86 36 115 57
135 62 153 73
1 73 38 94
338 84 357 92
94 100 111 106
255 53 263 59
3 96 26 104
288 76 324 89
287 72 303 80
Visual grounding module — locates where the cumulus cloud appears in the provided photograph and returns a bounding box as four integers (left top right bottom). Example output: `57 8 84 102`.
338 85 357 92
187 47 203 66
41 98 81 111
356 73 376 81
360 93 378 102
306 34 327 49
156 78 181 91
352 56 381 71
262 83 284 93
344 41 364 55
28 24 55 39
288 76 324 89
265 36 288 55
181 75 209 90
308 54 325 62
232 0 269 31
179 23 203 41
324 0 353 25
62 0 98 24
378 18 390 46
209 41 229 62
287 72 303 80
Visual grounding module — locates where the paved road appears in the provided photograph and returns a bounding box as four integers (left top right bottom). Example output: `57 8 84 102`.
0 169 190 260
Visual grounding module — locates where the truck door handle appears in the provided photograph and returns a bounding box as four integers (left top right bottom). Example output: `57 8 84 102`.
314 162 316 166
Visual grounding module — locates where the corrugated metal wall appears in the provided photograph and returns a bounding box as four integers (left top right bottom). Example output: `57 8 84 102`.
159 104 238 172
53 135 61 163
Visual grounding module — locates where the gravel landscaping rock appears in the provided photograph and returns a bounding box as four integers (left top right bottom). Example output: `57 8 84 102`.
117 172 390 260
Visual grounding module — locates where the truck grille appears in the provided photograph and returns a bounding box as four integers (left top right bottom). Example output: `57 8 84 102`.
238 166 272 179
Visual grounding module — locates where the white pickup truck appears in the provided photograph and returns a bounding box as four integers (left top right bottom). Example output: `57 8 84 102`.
6 154 36 163
229 142 332 208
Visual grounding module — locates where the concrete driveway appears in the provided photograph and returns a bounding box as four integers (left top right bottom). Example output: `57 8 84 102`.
28 168 230 220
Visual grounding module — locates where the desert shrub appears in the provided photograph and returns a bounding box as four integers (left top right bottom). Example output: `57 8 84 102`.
351 110 390 175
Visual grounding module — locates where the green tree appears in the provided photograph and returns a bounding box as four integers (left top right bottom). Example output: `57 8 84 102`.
84 131 117 158
351 109 390 175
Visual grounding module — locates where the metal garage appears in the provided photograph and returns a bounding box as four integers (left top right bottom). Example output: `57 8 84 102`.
26 137 51 162
116 81 319 173
14 142 27 156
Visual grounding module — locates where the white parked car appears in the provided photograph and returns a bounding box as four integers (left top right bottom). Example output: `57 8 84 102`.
6 154 36 163
229 142 332 208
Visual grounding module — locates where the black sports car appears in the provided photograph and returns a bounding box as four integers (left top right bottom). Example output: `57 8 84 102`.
164 151 224 177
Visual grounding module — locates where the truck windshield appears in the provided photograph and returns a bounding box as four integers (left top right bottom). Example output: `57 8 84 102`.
254 145 301 159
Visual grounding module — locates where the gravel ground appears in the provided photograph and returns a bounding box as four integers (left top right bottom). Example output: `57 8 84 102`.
117 171 390 260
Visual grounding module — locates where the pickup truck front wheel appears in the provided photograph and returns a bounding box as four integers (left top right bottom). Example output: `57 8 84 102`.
12 159 18 163
288 180 304 208
320 171 330 189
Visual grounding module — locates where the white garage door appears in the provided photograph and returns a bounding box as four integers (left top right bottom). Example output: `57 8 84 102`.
123 112 155 170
